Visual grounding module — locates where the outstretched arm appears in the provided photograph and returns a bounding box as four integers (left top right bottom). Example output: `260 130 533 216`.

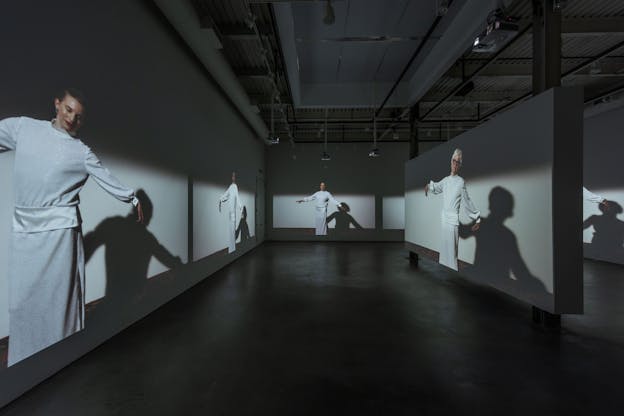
583 186 609 209
426 179 444 196
147 233 183 268
583 187 604 204
0 117 21 152
349 215 364 230
327 192 343 208
461 183 481 230
84 149 142 223
297 192 317 203
583 215 597 230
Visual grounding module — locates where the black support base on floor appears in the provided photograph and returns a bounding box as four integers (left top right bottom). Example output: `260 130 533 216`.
409 251 419 266
532 306 561 330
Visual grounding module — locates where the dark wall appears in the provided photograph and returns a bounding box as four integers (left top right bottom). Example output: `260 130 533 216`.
267 141 408 241
0 0 265 405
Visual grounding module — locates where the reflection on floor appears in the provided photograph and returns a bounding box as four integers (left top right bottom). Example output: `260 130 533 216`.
1 242 623 414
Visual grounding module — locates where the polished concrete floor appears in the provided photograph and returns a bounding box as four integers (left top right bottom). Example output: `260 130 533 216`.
1 242 624 415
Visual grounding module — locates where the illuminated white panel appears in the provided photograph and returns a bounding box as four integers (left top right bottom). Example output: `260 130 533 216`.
383 196 405 230
273 194 375 229
81 156 188 303
193 182 255 260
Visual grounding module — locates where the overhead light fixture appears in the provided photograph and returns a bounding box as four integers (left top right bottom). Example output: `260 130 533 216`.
472 12 519 53
266 135 280 145
369 99 380 158
323 0 335 25
392 128 399 140
368 148 381 158
437 0 450 16
321 107 330 161
266 92 279 145
589 61 602 76
553 0 568 10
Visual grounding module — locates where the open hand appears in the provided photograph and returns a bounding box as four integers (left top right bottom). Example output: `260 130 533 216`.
471 222 480 232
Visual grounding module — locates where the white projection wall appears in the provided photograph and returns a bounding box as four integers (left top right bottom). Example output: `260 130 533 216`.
383 196 405 230
80 155 188 303
406 168 553 290
273 194 375 229
193 181 255 260
0 153 188 340
405 87 583 314
266 141 408 240
583 104 624 265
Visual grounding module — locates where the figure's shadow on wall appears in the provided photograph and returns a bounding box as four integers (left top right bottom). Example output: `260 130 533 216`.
583 200 624 264
327 203 364 236
459 186 552 305
84 189 183 328
236 206 250 242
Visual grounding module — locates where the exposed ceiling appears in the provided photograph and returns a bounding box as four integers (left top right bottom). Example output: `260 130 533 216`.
179 0 624 146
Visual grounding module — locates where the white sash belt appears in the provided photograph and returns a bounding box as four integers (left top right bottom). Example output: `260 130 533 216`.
13 205 79 233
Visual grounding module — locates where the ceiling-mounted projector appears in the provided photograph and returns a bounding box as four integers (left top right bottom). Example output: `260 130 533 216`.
472 16 518 53
321 151 331 161
266 135 280 145
368 148 381 158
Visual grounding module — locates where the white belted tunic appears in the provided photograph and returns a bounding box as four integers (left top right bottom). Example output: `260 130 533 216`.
302 191 342 236
219 183 242 253
0 117 137 365
428 175 480 270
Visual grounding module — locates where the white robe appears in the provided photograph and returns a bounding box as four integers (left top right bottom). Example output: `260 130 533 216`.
0 117 136 366
428 175 480 270
302 191 342 235
583 186 604 203
219 183 242 253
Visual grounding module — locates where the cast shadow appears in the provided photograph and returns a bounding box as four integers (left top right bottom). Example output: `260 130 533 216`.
236 206 251 242
459 186 551 305
84 189 183 327
327 202 364 235
583 200 624 264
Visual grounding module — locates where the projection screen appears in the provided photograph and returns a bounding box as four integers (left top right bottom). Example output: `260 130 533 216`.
405 87 583 314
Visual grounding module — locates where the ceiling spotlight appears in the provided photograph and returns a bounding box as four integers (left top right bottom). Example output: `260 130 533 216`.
321 151 331 161
368 148 380 158
553 0 568 10
472 12 519 53
323 0 335 25
437 0 450 16
589 61 602 76
266 135 280 145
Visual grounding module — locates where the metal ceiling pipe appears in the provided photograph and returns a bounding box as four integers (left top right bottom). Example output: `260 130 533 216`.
420 23 533 121
480 38 624 120
152 0 269 141
374 1 452 119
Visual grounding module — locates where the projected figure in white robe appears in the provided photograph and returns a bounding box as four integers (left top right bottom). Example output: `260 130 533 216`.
0 89 143 366
297 182 343 235
425 149 480 271
219 172 243 253
583 186 610 208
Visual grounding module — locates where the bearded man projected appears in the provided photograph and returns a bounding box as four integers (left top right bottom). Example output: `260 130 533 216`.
425 148 480 270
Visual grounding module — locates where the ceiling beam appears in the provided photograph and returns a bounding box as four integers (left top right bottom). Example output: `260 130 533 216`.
561 17 624 36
